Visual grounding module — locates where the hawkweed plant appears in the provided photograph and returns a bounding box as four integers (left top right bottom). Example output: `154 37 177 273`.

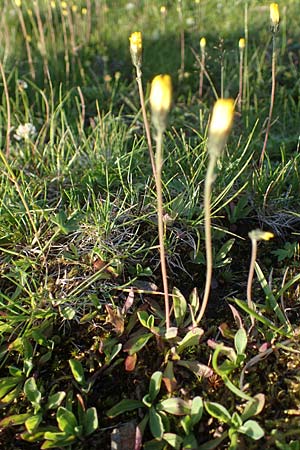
149 75 172 333
129 32 156 178
238 38 245 112
259 2 280 168
196 99 235 324
199 37 206 100
247 230 274 329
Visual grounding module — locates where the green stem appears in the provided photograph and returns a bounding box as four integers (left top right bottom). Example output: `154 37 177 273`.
155 131 170 332
238 48 244 112
135 65 156 180
247 238 257 328
196 152 217 324
259 32 276 168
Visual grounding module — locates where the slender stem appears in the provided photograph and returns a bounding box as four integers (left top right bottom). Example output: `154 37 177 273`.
259 32 276 168
155 131 170 332
135 65 156 180
199 50 205 99
196 152 217 324
244 1 249 123
247 238 257 327
16 6 35 80
238 49 244 112
0 62 11 157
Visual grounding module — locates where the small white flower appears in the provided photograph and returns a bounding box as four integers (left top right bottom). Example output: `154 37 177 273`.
186 17 195 26
17 79 28 90
125 2 135 10
14 123 36 141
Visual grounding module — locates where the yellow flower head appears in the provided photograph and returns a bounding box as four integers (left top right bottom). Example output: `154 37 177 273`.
129 31 142 67
200 37 206 49
270 3 279 31
248 229 274 241
160 6 167 15
209 99 234 138
15 0 22 6
239 38 246 50
81 7 87 15
150 74 172 132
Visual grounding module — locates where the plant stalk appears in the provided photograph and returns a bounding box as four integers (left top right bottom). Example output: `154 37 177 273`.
196 152 217 323
155 130 170 332
259 32 276 168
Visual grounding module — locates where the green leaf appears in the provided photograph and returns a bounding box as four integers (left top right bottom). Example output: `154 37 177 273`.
238 420 265 440
25 414 42 434
149 371 162 403
163 432 183 449
137 311 149 328
0 377 22 399
173 287 187 327
107 399 144 418
0 385 22 405
176 328 203 354
83 407 98 435
149 407 164 439
241 394 265 421
191 396 204 426
204 402 231 424
60 306 76 320
46 391 66 410
127 333 153 355
231 412 242 429
182 433 199 449
0 413 32 427
42 432 76 448
69 359 85 385
24 377 41 408
20 430 45 442
56 407 78 434
254 262 286 325
234 327 247 356
157 398 191 416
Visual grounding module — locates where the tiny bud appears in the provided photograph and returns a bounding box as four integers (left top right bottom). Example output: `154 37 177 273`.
200 37 206 49
248 230 274 241
129 31 142 68
150 74 172 132
239 38 246 50
270 3 279 32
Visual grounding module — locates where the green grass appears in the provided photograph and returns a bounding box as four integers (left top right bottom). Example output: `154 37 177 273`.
0 0 300 449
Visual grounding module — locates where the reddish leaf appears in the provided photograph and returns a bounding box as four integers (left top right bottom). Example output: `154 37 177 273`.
125 354 137 372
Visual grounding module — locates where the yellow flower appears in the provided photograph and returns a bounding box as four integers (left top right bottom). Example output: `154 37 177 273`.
160 6 167 15
51 0 56 8
61 1 67 8
270 3 280 27
200 37 206 49
249 230 274 241
209 99 234 139
150 74 172 132
15 0 22 6
81 7 87 15
71 5 78 12
239 38 246 50
129 31 142 67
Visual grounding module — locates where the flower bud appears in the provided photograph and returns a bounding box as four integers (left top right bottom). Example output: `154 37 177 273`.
239 38 246 50
129 31 142 67
270 3 279 32
248 230 274 241
208 99 234 156
150 74 172 132
200 37 206 50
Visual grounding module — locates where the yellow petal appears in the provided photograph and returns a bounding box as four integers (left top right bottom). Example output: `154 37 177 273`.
209 99 234 138
150 74 172 115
